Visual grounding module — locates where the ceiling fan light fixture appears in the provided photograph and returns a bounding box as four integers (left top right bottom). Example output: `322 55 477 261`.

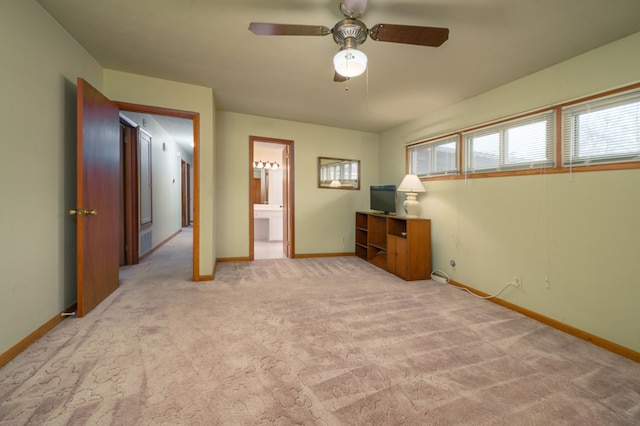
333 48 367 78
340 0 368 18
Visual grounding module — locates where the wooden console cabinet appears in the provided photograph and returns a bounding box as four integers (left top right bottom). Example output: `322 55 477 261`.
355 212 431 280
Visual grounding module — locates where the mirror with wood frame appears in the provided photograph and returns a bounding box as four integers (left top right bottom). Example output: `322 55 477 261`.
318 156 360 190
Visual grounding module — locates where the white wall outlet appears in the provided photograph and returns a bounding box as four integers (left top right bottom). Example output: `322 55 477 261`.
513 276 522 288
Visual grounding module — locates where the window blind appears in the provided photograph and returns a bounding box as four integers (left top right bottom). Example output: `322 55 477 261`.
408 135 459 177
562 89 640 166
463 110 555 173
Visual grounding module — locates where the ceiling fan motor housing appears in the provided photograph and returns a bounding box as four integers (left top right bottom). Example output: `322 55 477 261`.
332 19 368 48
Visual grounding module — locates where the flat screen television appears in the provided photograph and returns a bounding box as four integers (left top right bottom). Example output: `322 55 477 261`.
370 185 397 215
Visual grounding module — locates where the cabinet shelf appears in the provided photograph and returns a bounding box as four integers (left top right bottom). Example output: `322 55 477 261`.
355 211 431 281
369 242 387 251
370 253 388 269
354 217 369 260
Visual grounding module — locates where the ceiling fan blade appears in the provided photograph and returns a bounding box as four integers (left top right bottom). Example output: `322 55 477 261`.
249 22 331 36
334 71 349 83
369 23 449 47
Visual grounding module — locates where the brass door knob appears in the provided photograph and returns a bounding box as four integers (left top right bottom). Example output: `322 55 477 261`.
69 209 97 216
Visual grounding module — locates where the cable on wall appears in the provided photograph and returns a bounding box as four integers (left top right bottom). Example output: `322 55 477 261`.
431 270 520 300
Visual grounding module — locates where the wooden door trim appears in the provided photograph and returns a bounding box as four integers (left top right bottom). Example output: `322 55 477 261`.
249 136 295 259
115 101 201 282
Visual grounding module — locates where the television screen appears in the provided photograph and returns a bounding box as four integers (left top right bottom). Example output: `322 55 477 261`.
370 185 397 215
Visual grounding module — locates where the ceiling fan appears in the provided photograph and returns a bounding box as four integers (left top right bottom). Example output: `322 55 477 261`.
248 0 449 82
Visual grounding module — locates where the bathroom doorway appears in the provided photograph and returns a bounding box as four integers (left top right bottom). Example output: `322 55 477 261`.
249 136 294 260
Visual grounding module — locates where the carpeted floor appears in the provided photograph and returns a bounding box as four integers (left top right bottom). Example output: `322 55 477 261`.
1 229 639 425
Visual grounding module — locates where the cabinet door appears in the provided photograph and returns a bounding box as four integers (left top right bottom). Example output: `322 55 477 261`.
388 235 408 279
269 211 283 241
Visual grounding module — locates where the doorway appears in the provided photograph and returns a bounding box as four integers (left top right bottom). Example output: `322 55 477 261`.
250 136 294 260
116 102 200 280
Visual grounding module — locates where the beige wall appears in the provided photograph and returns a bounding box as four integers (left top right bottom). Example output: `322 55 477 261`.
380 32 640 352
216 112 378 257
0 0 103 354
103 70 216 278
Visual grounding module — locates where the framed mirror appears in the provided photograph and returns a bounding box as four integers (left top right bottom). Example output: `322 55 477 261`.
318 156 360 190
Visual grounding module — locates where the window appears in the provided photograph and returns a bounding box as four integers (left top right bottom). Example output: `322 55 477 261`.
463 110 555 173
408 134 458 177
562 89 640 166
405 83 640 180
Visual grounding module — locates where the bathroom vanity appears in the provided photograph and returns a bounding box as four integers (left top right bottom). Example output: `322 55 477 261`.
254 204 283 241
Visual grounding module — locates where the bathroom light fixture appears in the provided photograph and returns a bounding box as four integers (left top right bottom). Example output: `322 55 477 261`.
398 174 426 218
254 160 280 169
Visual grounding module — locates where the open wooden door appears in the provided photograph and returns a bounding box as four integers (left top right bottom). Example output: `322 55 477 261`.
120 117 139 266
282 144 292 258
73 78 120 317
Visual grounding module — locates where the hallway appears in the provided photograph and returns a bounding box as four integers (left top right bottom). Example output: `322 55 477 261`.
120 226 193 283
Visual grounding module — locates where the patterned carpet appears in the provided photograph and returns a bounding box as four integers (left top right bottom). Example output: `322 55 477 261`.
1 229 639 425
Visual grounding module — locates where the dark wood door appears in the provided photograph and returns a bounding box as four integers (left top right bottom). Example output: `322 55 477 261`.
181 160 191 227
120 118 139 266
119 122 126 266
75 78 120 317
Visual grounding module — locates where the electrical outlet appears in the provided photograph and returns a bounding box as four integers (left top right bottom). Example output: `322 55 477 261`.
513 276 522 288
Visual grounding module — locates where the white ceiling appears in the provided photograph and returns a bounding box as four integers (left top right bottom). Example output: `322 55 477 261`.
38 0 640 134
121 112 194 152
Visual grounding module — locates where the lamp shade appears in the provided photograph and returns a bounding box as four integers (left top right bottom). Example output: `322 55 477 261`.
398 174 425 193
333 48 367 78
